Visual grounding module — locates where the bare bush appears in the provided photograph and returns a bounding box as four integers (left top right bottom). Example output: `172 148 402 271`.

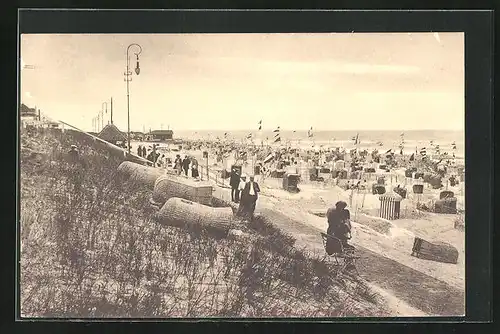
20 128 389 318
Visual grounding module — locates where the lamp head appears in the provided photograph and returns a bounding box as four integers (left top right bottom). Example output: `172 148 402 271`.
135 54 140 75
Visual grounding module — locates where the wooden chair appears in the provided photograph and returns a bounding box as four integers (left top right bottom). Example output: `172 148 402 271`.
320 232 360 277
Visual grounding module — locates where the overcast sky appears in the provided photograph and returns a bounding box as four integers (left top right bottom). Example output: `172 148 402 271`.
20 33 464 132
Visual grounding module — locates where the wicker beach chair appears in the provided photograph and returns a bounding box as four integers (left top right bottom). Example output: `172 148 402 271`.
320 232 360 277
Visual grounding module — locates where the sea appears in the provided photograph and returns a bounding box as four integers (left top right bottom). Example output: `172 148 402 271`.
171 130 465 159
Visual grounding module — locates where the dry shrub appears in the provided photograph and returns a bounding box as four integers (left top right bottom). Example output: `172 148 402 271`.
20 127 389 318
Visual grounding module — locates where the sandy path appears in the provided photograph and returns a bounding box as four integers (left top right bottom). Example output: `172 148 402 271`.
211 183 464 316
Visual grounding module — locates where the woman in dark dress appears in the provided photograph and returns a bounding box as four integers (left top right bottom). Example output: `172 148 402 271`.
326 201 353 250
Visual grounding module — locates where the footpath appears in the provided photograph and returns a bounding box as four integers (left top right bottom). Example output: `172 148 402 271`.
211 182 464 316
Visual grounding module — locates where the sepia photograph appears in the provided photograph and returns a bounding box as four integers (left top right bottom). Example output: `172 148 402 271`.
19 32 465 318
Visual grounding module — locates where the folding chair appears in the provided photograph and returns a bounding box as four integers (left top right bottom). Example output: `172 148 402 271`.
320 232 360 277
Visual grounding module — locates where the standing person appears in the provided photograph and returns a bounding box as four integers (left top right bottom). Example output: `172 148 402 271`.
191 158 199 178
174 154 183 175
229 167 241 203
137 145 142 157
237 174 248 218
182 155 191 176
142 146 147 158
239 175 260 220
246 176 261 218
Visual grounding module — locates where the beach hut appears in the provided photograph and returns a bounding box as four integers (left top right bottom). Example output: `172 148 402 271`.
434 198 457 214
117 161 165 189
377 176 385 185
282 173 300 192
155 197 234 233
379 193 402 220
152 175 214 206
411 237 459 264
393 186 407 199
439 190 455 199
412 184 424 194
334 160 345 170
372 184 386 195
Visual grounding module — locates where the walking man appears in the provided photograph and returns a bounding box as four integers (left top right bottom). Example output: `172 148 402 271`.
239 175 260 221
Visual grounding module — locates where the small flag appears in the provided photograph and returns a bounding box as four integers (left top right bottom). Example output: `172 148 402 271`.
377 141 383 146
420 147 427 156
274 132 280 138
352 133 359 145
247 133 252 139
409 153 415 161
451 142 457 150
385 149 392 154
274 137 281 143
258 120 262 124
273 127 280 133
308 127 313 138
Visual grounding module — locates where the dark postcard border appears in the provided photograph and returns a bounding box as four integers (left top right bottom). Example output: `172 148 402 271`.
12 9 493 325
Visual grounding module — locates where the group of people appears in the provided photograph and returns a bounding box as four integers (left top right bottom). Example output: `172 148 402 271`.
136 145 148 158
229 167 261 221
173 154 199 178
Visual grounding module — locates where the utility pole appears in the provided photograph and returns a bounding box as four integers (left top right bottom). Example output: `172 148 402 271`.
110 97 113 125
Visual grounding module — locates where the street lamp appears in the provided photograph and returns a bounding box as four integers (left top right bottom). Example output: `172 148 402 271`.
124 43 142 154
102 102 108 126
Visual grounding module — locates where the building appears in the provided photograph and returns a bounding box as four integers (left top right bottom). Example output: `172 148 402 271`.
146 129 174 142
98 124 127 146
20 103 38 118
47 122 60 129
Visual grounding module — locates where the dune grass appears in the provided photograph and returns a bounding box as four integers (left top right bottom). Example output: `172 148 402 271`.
19 128 389 318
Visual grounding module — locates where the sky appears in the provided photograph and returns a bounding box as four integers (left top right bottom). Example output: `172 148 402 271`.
20 33 464 132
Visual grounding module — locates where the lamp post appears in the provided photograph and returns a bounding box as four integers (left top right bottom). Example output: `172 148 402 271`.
102 102 108 126
99 110 103 131
124 43 142 154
